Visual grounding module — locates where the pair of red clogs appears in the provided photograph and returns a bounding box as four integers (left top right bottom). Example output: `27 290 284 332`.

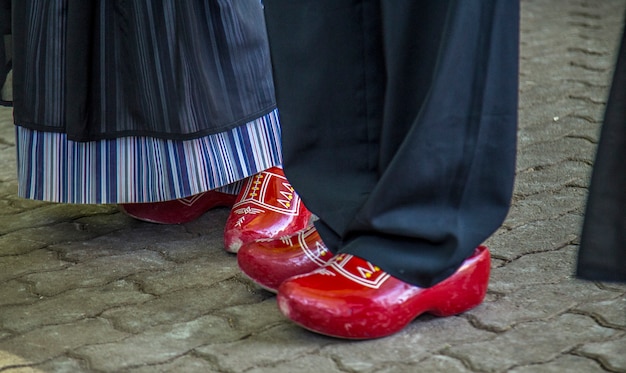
237 227 490 339
118 167 312 247
120 166 491 340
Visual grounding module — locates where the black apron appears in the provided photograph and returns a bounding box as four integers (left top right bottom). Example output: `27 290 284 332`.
0 0 10 106
12 0 276 141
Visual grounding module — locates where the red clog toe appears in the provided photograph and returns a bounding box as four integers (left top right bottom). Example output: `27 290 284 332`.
224 167 312 253
237 226 333 292
119 191 236 224
277 246 491 340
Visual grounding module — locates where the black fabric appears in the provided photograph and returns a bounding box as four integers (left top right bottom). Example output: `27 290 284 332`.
12 0 276 141
577 25 626 283
264 0 519 287
0 0 10 106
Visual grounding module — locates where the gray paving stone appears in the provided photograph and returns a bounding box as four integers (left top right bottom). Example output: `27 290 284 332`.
0 204 118 236
517 114 602 149
0 318 128 365
0 231 48 256
502 188 587 230
0 190 48 216
513 161 592 197
0 249 69 283
0 280 153 333
74 314 248 372
195 323 335 373
487 213 582 261
24 250 173 297
446 313 619 373
488 245 578 293
0 280 38 307
101 279 268 334
319 316 494 373
516 137 596 171
125 355 221 373
376 355 471 373
247 354 343 373
145 236 230 266
467 281 621 332
212 298 285 332
574 296 626 329
128 255 239 295
34 357 91 373
508 354 607 373
577 335 626 372
48 223 192 263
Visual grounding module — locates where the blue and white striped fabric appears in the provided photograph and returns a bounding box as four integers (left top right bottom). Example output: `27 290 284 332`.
16 109 282 204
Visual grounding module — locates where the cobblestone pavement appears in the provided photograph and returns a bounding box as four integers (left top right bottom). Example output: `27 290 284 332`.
1 1 626 372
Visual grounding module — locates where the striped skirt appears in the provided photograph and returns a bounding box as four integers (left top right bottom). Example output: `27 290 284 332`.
15 109 282 204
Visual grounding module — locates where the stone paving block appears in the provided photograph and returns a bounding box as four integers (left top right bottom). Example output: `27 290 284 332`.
180 208 231 237
0 318 128 366
0 231 49 256
49 223 192 263
577 335 626 372
0 280 153 333
247 354 343 373
195 323 335 373
0 330 12 340
126 355 221 373
487 213 582 261
101 279 268 334
0 249 69 283
129 255 239 295
75 314 248 372
319 316 494 373
508 354 607 373
517 117 601 149
0 280 38 307
375 355 470 373
1 222 130 257
33 357 90 373
0 108 14 140
24 250 173 297
145 236 229 266
574 296 626 329
213 298 286 332
0 147 16 182
502 188 587 230
0 191 48 216
488 245 578 293
0 204 118 235
513 161 592 197
445 313 619 373
0 350 38 370
516 137 596 171
467 281 621 332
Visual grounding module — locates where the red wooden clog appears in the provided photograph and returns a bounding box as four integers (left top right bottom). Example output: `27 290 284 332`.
224 167 312 253
237 226 333 292
277 246 491 339
119 191 236 224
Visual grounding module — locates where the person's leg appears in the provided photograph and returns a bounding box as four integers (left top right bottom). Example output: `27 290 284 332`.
265 0 519 288
264 0 383 254
577 26 626 282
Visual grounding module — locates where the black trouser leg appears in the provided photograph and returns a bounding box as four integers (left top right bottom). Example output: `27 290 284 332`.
264 0 519 287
